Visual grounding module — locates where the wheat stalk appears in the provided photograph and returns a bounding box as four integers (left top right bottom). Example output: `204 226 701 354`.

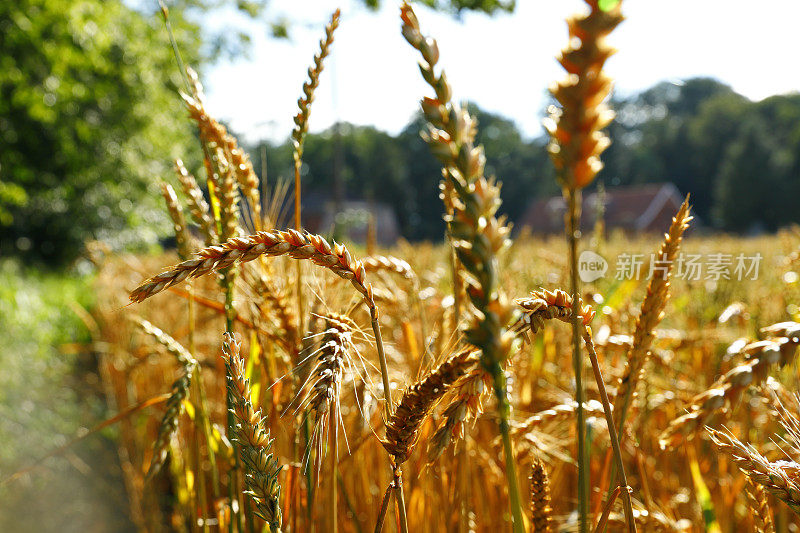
400 3 522 527
222 333 283 532
545 1 625 529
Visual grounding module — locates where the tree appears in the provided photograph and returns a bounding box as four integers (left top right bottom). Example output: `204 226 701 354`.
713 116 795 232
0 0 206 264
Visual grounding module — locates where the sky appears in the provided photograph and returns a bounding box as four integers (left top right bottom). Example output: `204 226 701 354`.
203 0 800 144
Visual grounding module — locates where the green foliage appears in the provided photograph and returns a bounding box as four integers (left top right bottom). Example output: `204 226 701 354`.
261 107 547 241
368 0 515 15
0 0 205 265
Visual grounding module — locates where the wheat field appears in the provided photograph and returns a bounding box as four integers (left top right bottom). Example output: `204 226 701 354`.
8 0 800 531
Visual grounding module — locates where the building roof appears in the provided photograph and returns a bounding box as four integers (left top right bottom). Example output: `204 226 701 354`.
520 183 686 234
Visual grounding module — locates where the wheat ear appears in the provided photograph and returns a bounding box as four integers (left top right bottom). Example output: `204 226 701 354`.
135 317 197 367
513 288 596 336
426 350 487 462
181 86 240 240
363 255 417 281
291 8 340 231
659 323 800 449
530 458 554 533
222 333 283 531
129 229 375 308
301 314 355 471
383 348 479 464
245 269 298 347
545 0 623 189
613 196 692 432
146 364 194 480
512 400 607 439
135 318 198 479
708 428 800 516
747 478 775 533
546 2 624 529
174 158 216 244
181 69 260 228
160 182 193 259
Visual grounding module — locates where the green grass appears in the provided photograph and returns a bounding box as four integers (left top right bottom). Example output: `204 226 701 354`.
0 260 132 532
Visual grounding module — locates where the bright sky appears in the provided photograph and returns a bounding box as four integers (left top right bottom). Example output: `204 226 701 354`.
204 0 800 144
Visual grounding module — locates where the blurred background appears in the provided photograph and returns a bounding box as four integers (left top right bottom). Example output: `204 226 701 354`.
2 0 800 530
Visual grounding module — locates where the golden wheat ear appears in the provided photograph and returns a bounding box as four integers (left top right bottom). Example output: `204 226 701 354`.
708 428 800 517
146 365 194 480
129 229 375 308
174 158 216 245
660 323 800 449
614 196 692 432
530 458 554 533
384 348 479 464
545 0 624 190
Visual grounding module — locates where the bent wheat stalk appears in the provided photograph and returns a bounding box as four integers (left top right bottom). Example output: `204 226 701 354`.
512 291 633 532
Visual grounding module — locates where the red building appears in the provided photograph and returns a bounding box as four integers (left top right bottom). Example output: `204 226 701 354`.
519 183 688 235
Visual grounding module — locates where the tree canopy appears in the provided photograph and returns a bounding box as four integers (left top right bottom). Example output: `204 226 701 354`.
258 78 800 238
0 0 205 264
